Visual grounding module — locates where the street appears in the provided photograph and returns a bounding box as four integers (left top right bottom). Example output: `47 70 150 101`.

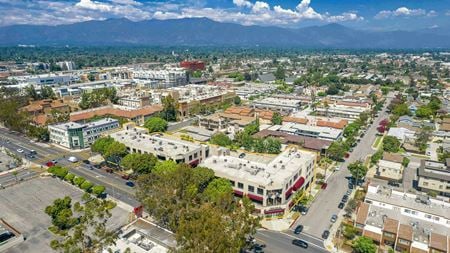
292 93 395 239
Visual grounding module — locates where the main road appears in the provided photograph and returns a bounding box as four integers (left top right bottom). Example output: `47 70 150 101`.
292 93 395 239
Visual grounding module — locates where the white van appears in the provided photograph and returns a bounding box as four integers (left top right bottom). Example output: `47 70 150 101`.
67 156 78 163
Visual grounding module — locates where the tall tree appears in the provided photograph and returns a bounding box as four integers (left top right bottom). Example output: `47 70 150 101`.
348 161 368 182
120 153 158 175
271 112 283 125
352 236 377 253
49 194 118 253
161 95 178 121
144 117 168 133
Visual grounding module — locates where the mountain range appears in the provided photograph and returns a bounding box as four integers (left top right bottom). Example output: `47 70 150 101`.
0 18 449 48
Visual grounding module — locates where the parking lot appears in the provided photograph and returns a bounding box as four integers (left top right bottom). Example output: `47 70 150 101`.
0 177 130 253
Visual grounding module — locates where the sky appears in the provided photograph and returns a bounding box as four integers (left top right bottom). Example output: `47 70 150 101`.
0 0 449 31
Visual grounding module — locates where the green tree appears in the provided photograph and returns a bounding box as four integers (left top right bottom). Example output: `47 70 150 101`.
348 161 368 182
80 181 94 191
25 85 39 100
41 86 56 99
64 173 76 183
264 137 282 154
120 153 157 174
210 132 232 147
343 122 361 137
382 136 401 153
393 103 409 116
45 196 78 231
415 106 433 118
415 127 432 152
48 166 69 179
271 112 283 125
152 160 178 176
91 185 106 196
274 66 285 80
144 117 168 133
203 178 233 204
49 194 118 253
73 176 86 187
233 96 241 105
91 137 115 155
327 141 347 161
352 236 377 253
161 95 178 121
370 150 383 165
103 141 127 159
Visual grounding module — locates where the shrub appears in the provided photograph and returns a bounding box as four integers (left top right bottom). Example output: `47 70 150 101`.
80 181 94 191
73 176 86 187
64 173 75 183
91 185 106 196
48 166 68 179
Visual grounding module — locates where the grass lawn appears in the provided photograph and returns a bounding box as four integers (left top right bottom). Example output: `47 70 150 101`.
372 136 383 149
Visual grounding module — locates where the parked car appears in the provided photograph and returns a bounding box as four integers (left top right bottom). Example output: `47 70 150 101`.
334 166 340 171
299 206 309 215
338 202 345 209
16 148 24 153
322 230 330 239
239 153 246 158
342 195 348 203
29 150 37 155
294 225 303 234
82 160 90 164
330 214 338 223
321 183 328 189
388 181 400 187
125 181 135 187
292 239 308 249
346 189 352 195
46 161 56 167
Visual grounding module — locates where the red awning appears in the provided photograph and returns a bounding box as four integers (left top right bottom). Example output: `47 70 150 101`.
247 193 263 202
189 159 199 167
285 188 293 198
288 200 294 208
264 208 285 215
293 177 305 191
233 189 243 196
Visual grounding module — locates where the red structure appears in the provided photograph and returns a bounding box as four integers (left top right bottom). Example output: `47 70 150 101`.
180 60 205 71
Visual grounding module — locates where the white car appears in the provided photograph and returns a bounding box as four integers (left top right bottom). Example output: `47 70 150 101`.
335 166 340 171
17 148 24 153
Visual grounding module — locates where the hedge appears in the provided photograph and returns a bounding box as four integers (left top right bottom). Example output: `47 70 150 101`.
80 181 94 191
91 185 106 196
64 173 75 183
48 166 68 179
73 176 86 187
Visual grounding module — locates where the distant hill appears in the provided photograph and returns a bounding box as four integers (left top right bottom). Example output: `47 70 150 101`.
0 18 449 48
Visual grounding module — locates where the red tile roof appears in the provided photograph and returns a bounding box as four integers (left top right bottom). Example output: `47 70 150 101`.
70 105 163 122
316 119 348 129
253 129 331 151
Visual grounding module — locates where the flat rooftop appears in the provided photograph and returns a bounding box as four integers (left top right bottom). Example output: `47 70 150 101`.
50 118 118 130
200 148 315 188
252 97 301 108
111 129 204 158
366 184 450 219
270 122 342 140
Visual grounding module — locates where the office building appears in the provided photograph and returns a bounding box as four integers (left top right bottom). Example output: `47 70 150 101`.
133 68 187 88
110 125 209 167
49 118 119 149
200 148 316 215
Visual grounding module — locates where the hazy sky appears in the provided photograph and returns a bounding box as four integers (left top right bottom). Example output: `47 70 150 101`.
0 0 449 30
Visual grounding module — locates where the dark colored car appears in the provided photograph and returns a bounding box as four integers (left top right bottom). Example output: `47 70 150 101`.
338 202 345 209
322 230 330 239
321 183 328 189
342 195 348 203
239 153 246 158
292 239 308 248
82 160 90 164
125 181 135 187
294 225 303 234
388 181 400 187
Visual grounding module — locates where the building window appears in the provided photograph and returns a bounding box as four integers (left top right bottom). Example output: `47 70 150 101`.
383 232 395 238
248 185 254 192
257 188 264 195
194 153 198 159
398 239 410 245
230 180 235 186
238 182 244 189
189 155 192 161
423 182 429 186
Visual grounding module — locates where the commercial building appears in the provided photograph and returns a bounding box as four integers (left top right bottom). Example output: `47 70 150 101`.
251 97 301 114
180 60 205 71
268 122 342 141
200 148 316 215
354 183 449 253
117 96 151 109
417 159 450 197
9 73 77 86
49 118 119 149
234 83 277 99
110 125 209 166
21 99 71 126
133 68 187 88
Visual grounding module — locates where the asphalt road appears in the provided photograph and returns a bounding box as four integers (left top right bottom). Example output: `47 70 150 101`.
293 93 395 239
256 230 328 253
0 169 38 187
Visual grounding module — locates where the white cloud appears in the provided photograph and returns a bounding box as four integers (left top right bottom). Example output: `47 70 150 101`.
233 0 252 8
75 0 112 12
375 7 435 19
110 0 142 6
251 1 269 13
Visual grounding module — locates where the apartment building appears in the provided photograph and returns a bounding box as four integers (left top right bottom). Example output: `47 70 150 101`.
316 102 370 120
417 160 450 197
117 96 151 109
49 118 119 149
110 125 209 167
70 105 162 126
375 153 405 182
355 183 449 253
132 68 187 88
200 148 316 215
234 83 277 99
